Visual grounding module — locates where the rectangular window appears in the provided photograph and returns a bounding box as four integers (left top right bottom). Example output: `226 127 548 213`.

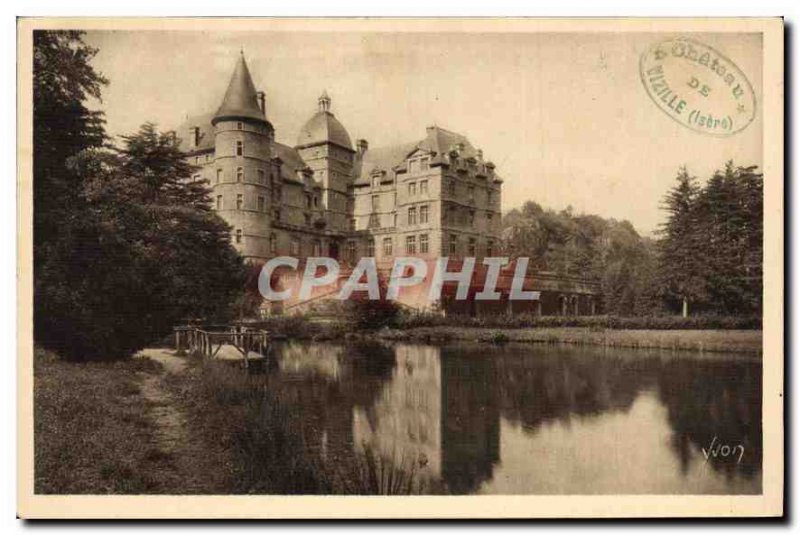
304 214 311 226
313 240 321 256
235 229 242 244
257 169 265 184
469 186 475 203
420 180 428 195
468 210 475 227
406 235 417 255
383 237 393 257
274 209 281 222
270 234 277 254
236 194 243 210
373 176 380 189
216 195 223 210
367 239 375 257
257 196 265 212
468 238 477 256
371 195 379 211
420 157 429 171
236 140 243 156
419 204 429 224
487 212 493 227
449 234 458 255
487 240 494 257
408 206 417 225
349 218 356 231
449 180 456 196
409 159 419 174
408 182 416 196
237 167 243 182
420 234 429 254
290 238 300 256
346 241 357 263
216 169 223 183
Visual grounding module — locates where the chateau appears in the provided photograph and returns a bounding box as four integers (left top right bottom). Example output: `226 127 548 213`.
179 53 501 267
179 53 600 315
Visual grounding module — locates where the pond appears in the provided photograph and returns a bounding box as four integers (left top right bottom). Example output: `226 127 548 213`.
266 341 762 495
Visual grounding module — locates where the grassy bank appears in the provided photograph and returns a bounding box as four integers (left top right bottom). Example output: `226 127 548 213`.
374 326 762 354
164 358 435 494
34 349 165 493
35 346 433 495
251 313 762 354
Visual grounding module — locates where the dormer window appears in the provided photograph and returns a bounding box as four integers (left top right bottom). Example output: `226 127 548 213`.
408 155 429 174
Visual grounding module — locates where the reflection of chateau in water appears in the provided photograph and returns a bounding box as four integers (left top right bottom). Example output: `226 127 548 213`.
353 346 443 478
270 342 762 494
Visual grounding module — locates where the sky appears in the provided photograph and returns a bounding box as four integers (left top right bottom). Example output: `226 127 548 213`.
84 30 763 236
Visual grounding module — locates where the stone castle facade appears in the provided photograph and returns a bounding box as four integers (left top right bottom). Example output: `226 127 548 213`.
179 53 503 266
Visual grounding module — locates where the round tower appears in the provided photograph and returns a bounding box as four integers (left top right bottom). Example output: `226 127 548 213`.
211 53 275 261
296 91 355 233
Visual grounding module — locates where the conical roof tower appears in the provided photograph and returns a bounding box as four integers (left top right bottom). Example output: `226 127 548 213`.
212 53 267 126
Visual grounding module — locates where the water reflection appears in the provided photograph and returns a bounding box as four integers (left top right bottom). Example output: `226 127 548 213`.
268 341 762 494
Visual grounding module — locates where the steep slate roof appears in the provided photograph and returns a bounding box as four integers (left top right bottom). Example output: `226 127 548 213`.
212 54 267 125
353 126 480 186
353 142 418 185
296 110 353 151
176 113 215 152
175 114 307 184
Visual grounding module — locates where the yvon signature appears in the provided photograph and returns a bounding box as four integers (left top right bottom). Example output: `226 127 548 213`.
702 436 745 464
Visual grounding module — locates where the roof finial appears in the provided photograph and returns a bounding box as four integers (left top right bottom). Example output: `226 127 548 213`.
318 90 331 112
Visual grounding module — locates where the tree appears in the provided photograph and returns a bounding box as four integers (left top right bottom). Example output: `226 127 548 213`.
657 167 705 317
692 162 763 315
501 202 659 316
656 162 763 317
36 123 247 360
33 31 107 256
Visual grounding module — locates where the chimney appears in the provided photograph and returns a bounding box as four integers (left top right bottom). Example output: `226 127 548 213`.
191 126 200 148
256 91 266 113
357 139 369 154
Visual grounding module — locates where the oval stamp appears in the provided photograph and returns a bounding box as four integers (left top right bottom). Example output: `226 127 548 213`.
639 37 756 136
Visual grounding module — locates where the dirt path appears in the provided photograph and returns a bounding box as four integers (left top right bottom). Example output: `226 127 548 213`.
135 349 228 493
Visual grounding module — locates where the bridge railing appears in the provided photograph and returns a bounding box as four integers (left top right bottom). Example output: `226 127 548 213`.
174 325 270 367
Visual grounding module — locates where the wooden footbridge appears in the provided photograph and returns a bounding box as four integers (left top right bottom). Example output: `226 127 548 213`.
174 325 270 369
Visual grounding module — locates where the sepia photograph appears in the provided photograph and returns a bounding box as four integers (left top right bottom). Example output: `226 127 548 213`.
16 17 784 519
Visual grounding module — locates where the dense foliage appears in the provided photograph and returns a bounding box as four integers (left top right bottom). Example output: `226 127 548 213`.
501 202 659 316
34 31 246 360
501 162 763 318
658 164 763 316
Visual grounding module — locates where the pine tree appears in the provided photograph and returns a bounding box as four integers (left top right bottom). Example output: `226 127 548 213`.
658 167 705 317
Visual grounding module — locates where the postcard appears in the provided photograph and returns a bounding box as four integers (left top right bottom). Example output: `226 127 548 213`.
17 17 783 519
